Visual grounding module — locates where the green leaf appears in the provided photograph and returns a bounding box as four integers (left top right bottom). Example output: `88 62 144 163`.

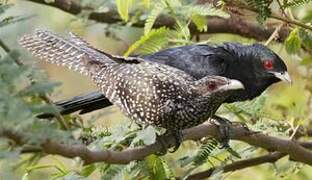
226 147 241 159
283 0 312 7
81 164 97 177
173 20 191 41
245 0 271 23
116 0 133 22
145 155 174 180
144 3 165 35
186 4 230 18
285 28 301 54
191 14 207 32
124 27 170 56
131 126 156 146
299 29 312 50
101 164 125 180
193 139 218 166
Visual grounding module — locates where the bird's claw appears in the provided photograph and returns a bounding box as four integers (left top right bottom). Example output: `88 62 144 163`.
155 130 183 155
211 115 250 149
210 115 232 149
168 131 183 153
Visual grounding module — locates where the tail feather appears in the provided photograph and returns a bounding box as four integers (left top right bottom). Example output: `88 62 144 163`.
19 29 115 76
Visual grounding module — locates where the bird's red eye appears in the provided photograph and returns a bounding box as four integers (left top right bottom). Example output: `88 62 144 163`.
263 60 273 70
208 82 217 90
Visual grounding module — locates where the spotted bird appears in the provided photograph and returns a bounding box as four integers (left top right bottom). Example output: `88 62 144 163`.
20 30 244 133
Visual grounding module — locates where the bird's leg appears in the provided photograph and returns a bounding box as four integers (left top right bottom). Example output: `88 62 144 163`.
210 115 249 148
210 115 233 149
155 130 183 155
168 130 183 153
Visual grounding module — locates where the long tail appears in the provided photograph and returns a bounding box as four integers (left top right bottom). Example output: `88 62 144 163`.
37 91 112 118
19 29 116 76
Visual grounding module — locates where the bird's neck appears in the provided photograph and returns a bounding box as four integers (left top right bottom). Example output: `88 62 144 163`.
192 93 226 111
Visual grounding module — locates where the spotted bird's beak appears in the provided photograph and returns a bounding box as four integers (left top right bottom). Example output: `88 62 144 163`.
220 79 245 91
272 72 292 84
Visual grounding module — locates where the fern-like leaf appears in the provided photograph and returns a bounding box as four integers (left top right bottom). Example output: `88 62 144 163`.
191 14 208 32
193 139 218 166
244 0 272 23
101 164 126 180
283 0 312 7
124 27 170 56
145 155 175 179
144 3 165 35
185 4 230 18
115 0 133 22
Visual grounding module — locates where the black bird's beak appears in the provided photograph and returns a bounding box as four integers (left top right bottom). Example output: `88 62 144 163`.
272 72 292 83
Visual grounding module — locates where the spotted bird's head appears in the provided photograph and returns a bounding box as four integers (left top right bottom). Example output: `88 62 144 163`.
193 76 245 98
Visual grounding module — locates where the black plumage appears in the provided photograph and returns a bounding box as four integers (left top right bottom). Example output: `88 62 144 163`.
20 30 244 130
41 40 290 117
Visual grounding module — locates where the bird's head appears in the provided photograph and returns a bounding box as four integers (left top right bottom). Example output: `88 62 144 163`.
220 43 291 102
247 43 291 84
193 76 245 97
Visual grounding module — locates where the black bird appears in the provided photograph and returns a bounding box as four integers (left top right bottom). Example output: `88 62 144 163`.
44 41 291 117
20 30 245 148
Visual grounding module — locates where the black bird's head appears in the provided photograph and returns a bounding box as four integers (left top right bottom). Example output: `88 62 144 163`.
222 43 291 102
246 43 291 83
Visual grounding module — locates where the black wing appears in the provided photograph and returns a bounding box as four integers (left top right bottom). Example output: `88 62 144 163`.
143 44 233 80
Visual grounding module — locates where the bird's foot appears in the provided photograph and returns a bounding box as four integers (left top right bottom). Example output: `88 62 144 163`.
168 130 183 153
155 130 183 155
210 115 249 149
210 115 232 149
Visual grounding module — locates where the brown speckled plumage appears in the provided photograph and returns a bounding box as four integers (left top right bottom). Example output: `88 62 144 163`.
19 30 244 130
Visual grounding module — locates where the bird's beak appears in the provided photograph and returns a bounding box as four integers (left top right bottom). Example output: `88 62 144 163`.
221 79 245 91
272 72 292 83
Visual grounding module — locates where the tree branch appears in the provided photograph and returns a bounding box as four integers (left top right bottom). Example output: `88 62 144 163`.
187 141 312 179
2 122 312 166
187 152 286 179
25 0 291 42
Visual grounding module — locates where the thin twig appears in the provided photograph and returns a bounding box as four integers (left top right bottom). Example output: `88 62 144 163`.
276 0 288 18
270 13 312 31
264 23 284 46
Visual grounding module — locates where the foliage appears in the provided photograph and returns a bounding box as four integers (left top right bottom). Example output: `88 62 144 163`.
285 28 302 54
192 139 219 166
116 0 133 22
283 0 312 7
124 27 170 56
244 0 272 23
